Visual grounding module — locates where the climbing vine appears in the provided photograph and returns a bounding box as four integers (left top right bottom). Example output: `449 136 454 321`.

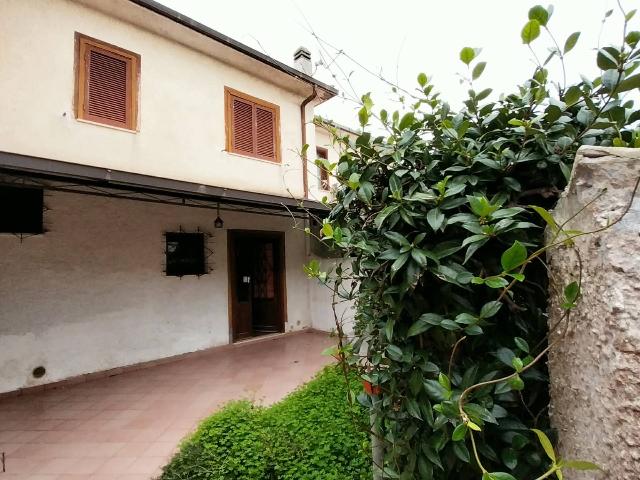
306 4 640 479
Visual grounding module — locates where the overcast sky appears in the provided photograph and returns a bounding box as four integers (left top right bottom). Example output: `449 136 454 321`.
158 0 633 129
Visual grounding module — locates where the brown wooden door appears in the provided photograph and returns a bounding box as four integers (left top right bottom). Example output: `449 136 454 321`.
229 231 285 341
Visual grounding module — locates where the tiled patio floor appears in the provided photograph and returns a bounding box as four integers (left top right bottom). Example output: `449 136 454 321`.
0 330 334 479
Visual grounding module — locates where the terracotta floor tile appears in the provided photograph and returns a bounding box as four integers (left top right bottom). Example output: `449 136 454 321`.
0 331 333 480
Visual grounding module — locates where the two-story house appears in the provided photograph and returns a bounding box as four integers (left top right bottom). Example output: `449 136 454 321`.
0 0 350 394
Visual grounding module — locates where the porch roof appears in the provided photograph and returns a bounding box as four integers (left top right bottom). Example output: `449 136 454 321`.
0 151 328 216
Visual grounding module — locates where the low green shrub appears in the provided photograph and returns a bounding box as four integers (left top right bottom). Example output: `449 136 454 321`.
160 366 370 480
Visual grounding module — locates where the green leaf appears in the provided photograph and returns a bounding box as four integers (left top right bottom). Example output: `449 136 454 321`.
496 347 516 367
501 241 527 272
385 231 409 246
358 106 369 127
348 172 361 190
484 473 518 480
357 181 374 204
385 319 395 342
514 337 530 353
480 301 502 319
391 252 410 273
563 460 600 471
564 281 580 303
321 223 334 238
472 62 487 80
452 442 470 463
464 324 483 336
438 372 451 391
528 5 550 26
530 205 558 232
407 318 430 337
427 208 446 232
417 72 428 87
399 112 415 130
386 344 404 361
531 428 556 463
563 85 581 105
452 423 468 441
374 204 400 230
563 32 580 53
512 357 524 372
502 448 518 470
405 397 422 420
460 47 476 65
389 174 402 197
601 69 620 91
597 47 619 70
485 276 509 289
467 421 481 431
616 73 640 93
508 375 524 391
521 20 541 44
410 249 428 267
626 30 640 47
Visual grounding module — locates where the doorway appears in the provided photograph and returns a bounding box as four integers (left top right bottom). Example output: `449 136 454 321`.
228 230 286 341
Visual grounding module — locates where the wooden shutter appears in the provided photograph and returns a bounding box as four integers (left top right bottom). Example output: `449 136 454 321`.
232 97 255 154
255 107 275 158
75 33 139 130
225 87 280 162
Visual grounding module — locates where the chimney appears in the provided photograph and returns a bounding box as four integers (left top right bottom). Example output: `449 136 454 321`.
294 46 312 76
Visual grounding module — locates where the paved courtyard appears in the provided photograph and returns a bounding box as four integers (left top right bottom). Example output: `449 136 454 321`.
0 330 334 479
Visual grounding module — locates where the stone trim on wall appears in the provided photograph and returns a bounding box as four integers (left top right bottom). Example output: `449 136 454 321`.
547 146 640 479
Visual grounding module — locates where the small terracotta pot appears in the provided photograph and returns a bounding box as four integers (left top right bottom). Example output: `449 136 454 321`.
363 380 381 396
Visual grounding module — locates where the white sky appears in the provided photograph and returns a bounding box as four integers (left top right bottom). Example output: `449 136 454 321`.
158 0 633 129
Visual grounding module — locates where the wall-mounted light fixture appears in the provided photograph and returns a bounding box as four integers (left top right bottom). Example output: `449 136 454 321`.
214 202 224 229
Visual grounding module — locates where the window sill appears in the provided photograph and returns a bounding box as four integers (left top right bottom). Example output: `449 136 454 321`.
223 150 282 165
75 118 138 134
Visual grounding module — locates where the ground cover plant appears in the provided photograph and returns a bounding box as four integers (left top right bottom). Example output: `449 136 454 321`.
307 3 640 479
160 366 370 480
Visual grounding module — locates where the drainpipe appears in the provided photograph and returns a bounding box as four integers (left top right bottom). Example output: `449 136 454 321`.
300 86 317 199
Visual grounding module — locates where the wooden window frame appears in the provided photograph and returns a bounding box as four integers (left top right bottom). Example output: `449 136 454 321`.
316 147 330 191
224 86 281 163
74 32 140 131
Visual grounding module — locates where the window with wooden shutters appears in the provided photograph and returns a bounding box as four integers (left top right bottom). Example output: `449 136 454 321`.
225 87 280 162
316 147 330 190
75 33 140 130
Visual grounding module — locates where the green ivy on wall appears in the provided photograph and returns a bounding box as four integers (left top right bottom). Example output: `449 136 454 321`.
308 4 640 479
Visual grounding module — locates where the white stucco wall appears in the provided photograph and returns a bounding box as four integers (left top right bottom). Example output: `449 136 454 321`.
0 0 323 199
0 191 328 394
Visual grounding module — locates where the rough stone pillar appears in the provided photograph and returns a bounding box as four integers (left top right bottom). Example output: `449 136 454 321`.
547 146 640 479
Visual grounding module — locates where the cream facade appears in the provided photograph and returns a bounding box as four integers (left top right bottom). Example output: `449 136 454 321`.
0 0 346 394
0 0 334 198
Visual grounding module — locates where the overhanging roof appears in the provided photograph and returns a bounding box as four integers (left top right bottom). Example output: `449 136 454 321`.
0 151 327 215
126 0 338 100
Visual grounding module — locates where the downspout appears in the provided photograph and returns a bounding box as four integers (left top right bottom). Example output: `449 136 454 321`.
300 86 317 199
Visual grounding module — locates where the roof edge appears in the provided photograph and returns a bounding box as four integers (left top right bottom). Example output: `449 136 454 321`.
127 0 338 99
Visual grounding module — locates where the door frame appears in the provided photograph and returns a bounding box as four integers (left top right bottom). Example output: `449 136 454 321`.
227 229 287 342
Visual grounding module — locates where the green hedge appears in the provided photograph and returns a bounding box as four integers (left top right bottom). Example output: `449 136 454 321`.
160 366 371 480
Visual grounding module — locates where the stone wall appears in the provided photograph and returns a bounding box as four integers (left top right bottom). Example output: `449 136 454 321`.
547 146 640 479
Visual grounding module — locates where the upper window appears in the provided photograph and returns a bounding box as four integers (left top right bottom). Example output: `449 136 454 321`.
0 186 44 234
316 147 330 190
75 33 140 130
225 87 280 162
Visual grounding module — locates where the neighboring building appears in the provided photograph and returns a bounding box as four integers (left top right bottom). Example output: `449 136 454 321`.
0 0 348 394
